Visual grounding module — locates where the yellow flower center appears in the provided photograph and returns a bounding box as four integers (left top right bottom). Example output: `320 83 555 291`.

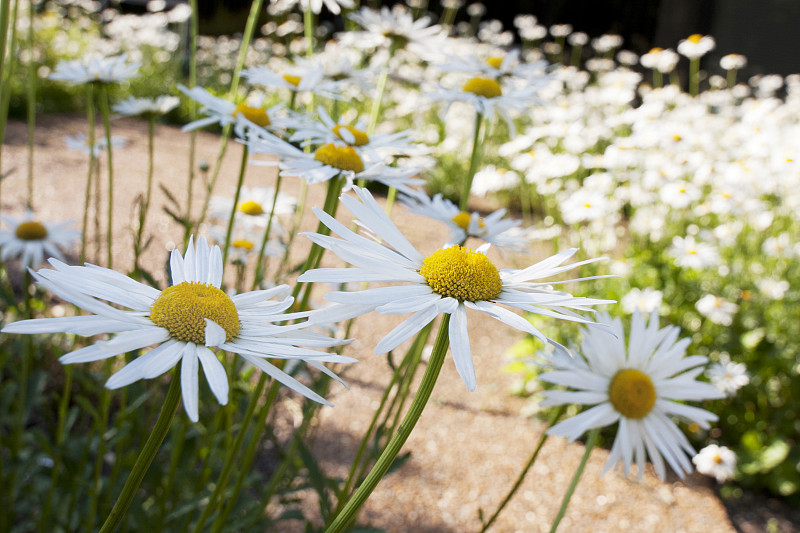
608 369 656 419
486 56 504 69
332 124 370 146
313 143 365 173
649 47 663 53
462 77 503 98
451 211 484 232
713 454 723 464
238 200 265 216
150 282 240 345
232 239 254 250
233 103 271 127
15 221 48 241
419 246 502 302
687 33 703 44
283 74 301 86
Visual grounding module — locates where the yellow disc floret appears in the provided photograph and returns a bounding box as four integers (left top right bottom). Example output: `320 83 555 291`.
232 239 254 250
419 245 502 302
233 103 271 127
15 221 48 241
150 282 240 345
486 56 504 69
608 369 656 419
283 74 301 86
451 211 485 232
313 143 365 173
687 33 703 44
462 77 503 98
332 124 370 146
238 200 265 216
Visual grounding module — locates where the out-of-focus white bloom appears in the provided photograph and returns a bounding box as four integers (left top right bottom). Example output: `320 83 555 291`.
560 188 614 225
0 212 80 268
677 34 715 59
708 361 749 396
756 278 790 300
567 32 588 47
471 165 520 197
695 294 738 326
762 233 794 257
269 0 355 15
640 47 680 73
621 287 663 314
669 235 720 269
720 53 747 71
693 444 737 483
591 34 623 54
113 95 179 117
660 180 702 209
65 133 127 156
49 53 140 85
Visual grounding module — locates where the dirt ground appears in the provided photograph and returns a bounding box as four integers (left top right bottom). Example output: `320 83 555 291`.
2 114 798 533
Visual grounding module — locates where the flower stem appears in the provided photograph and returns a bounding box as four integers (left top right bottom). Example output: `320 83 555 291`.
134 116 156 275
221 145 249 269
98 367 183 533
325 314 451 533
25 0 35 211
304 5 315 59
81 84 96 264
98 84 115 268
548 427 600 533
689 57 699 96
251 173 283 290
480 405 566 532
184 0 199 225
460 112 484 211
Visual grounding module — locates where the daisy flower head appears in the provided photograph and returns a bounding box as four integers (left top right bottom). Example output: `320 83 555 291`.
707 360 749 396
65 132 127 156
242 64 342 101
1 236 354 422
668 235 720 270
439 48 551 84
244 128 424 194
0 211 80 268
288 107 416 165
540 311 725 481
341 5 448 61
693 444 736 483
695 294 738 326
269 0 354 15
113 95 180 118
677 34 716 59
298 186 611 391
177 84 287 135
208 185 297 227
400 191 530 252
49 53 140 85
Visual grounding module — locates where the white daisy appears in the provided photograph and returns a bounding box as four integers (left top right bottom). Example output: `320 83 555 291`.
707 361 749 396
400 191 530 252
177 84 287 134
677 34 716 59
65 133 127 156
1 236 354 422
208 185 297 228
692 444 736 483
668 235 720 270
695 294 738 326
620 287 663 314
241 64 341 101
112 95 180 118
244 128 424 194
540 311 725 480
340 5 448 61
49 53 140 85
297 186 611 391
288 106 416 165
0 211 80 268
438 48 550 83
268 0 354 15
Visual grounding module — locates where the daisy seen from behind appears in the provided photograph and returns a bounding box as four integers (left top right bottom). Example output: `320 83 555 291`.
49 53 140 85
298 186 611 391
539 310 725 480
0 211 80 268
1 236 354 422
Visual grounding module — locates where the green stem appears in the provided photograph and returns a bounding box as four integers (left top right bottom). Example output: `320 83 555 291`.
460 112 484 211
325 315 451 533
480 405 566 532
569 44 582 68
25 0 34 210
367 55 392 136
156 417 188 531
251 173 283 290
98 368 183 533
98 84 115 268
184 0 198 225
726 68 737 89
80 84 96 264
275 179 307 282
689 57 699 96
191 374 268 533
653 69 662 89
134 116 155 274
548 428 600 533
304 5 315 59
221 145 249 269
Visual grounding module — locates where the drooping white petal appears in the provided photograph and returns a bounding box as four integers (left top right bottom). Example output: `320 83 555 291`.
204 319 227 348
181 344 200 422
448 304 476 391
197 346 229 405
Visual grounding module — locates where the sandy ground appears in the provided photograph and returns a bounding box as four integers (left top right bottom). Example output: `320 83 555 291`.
1 114 792 533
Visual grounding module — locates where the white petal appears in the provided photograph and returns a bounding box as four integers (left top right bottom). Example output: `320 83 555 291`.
374 304 439 354
204 319 227 347
448 304 476 391
181 344 200 422
197 346 229 405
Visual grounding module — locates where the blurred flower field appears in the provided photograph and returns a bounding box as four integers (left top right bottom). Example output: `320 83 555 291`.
0 1 798 532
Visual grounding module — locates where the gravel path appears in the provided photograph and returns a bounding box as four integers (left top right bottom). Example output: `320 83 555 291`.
0 114 766 532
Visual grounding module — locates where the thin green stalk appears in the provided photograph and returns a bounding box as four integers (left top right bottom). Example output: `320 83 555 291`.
726 68 737 89
156 417 188 531
460 112 485 211
569 44 583 68
86 360 113 533
0 0 18 202
80 84 96 263
98 84 115 268
480 405 566 532
25 0 34 210
367 64 390 135
251 174 283 290
274 180 307 282
184 0 199 224
98 368 183 533
190 374 268 533
291 176 342 305
304 5 315 59
221 145 249 269
652 69 663 89
689 57 699 96
549 428 600 533
134 116 156 274
325 315 451 533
